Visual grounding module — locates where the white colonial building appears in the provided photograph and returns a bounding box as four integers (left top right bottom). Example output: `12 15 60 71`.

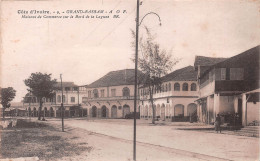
23 82 88 118
139 66 199 122
81 69 142 118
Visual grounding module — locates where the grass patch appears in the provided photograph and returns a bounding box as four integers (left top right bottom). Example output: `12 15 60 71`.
1 119 91 160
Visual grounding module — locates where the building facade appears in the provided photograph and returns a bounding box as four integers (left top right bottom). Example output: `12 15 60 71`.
196 45 260 126
23 82 88 118
81 69 142 118
139 66 199 122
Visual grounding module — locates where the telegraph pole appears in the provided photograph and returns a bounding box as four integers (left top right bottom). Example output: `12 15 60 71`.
133 0 139 160
60 74 64 132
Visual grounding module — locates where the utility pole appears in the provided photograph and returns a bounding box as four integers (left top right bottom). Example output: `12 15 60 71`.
60 74 64 132
133 0 139 160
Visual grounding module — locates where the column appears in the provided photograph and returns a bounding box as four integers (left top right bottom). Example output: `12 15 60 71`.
214 94 220 121
242 94 247 126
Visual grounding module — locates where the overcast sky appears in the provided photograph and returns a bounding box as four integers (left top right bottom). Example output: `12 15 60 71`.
1 0 260 102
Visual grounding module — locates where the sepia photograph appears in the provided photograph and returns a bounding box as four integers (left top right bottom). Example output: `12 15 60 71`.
0 0 260 160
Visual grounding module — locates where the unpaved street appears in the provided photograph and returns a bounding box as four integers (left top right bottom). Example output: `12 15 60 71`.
46 118 259 161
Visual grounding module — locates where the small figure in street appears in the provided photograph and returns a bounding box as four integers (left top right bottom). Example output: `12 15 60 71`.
215 114 221 133
234 113 239 131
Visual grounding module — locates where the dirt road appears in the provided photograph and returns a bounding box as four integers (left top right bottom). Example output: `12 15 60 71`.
45 118 259 161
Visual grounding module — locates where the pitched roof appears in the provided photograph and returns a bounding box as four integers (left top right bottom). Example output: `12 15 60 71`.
212 45 260 69
86 69 144 88
201 45 260 77
54 82 78 88
161 66 197 82
194 56 228 67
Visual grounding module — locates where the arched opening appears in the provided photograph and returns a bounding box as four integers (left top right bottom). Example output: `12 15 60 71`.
191 83 197 91
166 104 170 119
101 106 107 118
92 106 97 117
57 95 61 103
83 109 88 117
174 83 180 91
187 103 197 121
182 83 188 91
174 104 184 117
123 104 130 118
44 107 48 117
50 107 54 117
28 107 31 117
145 105 148 118
33 107 37 117
111 105 117 118
168 83 171 91
70 106 79 117
122 87 130 97
161 104 166 120
149 105 152 118
156 104 160 118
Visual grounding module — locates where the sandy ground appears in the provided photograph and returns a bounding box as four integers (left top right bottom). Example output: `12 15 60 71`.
43 118 259 161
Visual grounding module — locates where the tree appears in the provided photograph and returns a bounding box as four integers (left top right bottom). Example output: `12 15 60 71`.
1 87 16 119
24 72 57 120
132 27 179 124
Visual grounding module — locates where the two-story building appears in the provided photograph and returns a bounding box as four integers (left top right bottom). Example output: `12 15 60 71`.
23 82 88 118
139 66 199 122
196 45 260 126
82 69 143 118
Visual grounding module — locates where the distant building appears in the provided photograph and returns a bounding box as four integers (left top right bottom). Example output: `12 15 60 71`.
139 66 199 122
23 82 88 118
195 45 260 126
82 69 143 118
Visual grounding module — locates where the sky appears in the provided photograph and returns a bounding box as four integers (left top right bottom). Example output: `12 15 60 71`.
1 0 260 102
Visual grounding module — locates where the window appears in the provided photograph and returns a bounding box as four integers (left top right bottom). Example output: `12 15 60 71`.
101 89 105 97
168 83 171 91
182 83 188 91
165 84 168 92
140 89 143 96
71 97 75 103
88 90 92 98
65 87 70 91
174 83 180 91
73 87 78 91
123 87 130 97
191 83 197 91
111 89 116 97
57 95 61 103
230 68 244 80
62 95 65 103
221 68 226 80
82 97 87 103
93 89 99 98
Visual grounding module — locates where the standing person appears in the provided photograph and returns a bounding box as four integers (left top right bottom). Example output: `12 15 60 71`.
215 114 221 133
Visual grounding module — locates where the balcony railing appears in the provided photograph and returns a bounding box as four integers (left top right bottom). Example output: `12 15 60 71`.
83 96 137 101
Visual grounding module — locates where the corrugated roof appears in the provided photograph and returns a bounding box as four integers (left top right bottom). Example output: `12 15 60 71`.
194 56 228 67
86 69 144 88
161 66 197 82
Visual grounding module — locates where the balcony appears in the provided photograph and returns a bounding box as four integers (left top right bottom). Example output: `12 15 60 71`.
84 96 137 102
215 80 254 92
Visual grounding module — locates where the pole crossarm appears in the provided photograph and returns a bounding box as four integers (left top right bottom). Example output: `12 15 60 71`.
139 12 161 26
